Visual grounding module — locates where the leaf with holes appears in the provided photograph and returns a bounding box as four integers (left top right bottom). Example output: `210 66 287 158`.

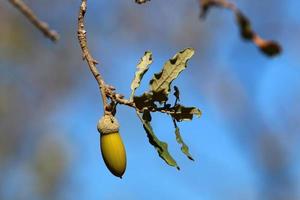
149 48 194 103
171 104 202 122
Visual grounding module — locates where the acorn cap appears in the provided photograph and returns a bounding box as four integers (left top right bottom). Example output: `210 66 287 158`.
97 115 119 135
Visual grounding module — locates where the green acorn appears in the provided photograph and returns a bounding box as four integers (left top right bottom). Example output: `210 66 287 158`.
97 115 126 178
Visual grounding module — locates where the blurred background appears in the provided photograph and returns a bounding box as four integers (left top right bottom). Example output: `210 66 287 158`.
0 0 300 200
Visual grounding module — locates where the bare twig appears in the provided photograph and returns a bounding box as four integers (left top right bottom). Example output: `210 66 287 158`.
8 0 59 42
77 0 110 114
77 1 138 115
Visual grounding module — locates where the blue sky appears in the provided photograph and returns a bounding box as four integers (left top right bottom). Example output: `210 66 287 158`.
1 1 300 200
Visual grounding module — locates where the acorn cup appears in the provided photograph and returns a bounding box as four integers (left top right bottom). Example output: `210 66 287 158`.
97 115 126 178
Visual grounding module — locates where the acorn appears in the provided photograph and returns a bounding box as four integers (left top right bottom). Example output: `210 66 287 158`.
97 115 126 178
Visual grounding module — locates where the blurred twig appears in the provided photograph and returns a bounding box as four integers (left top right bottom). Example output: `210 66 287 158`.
135 0 151 4
8 0 59 42
198 0 282 57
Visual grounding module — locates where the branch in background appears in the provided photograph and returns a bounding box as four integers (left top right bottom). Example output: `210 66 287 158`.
135 0 151 4
8 0 59 42
199 0 282 57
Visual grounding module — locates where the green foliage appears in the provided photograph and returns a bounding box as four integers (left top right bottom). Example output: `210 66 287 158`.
171 104 202 122
130 48 201 169
137 110 179 169
133 92 155 110
174 126 194 161
149 48 194 103
130 51 152 100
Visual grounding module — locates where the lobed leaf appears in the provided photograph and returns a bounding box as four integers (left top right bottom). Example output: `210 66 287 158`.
130 51 153 100
171 104 202 122
149 48 194 103
136 111 179 169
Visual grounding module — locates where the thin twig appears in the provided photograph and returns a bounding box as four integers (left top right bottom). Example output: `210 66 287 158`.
77 0 138 115
77 1 137 115
77 0 109 114
8 0 59 42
